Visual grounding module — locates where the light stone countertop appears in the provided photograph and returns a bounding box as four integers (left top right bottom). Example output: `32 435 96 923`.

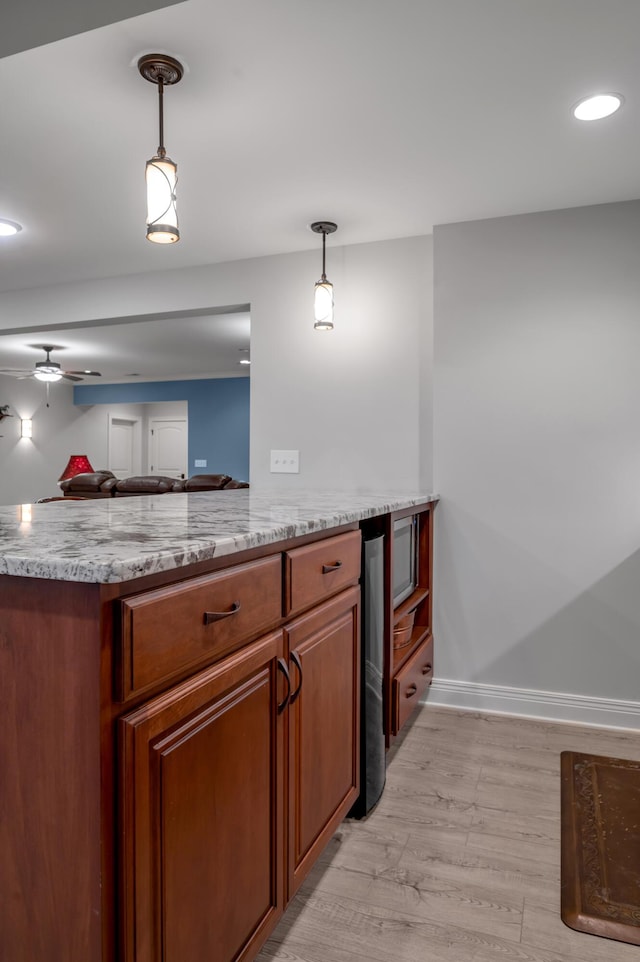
0 489 437 584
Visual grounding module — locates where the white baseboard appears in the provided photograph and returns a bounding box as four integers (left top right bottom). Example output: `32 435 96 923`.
424 678 640 731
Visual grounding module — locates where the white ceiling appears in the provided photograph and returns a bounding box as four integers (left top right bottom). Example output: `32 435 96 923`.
1 0 640 294
0 311 250 383
0 0 639 377
0 0 185 59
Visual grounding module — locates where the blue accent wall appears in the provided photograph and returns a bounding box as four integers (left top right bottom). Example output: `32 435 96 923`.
74 378 250 480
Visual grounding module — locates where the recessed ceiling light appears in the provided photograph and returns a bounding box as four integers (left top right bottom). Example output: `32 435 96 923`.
573 93 623 121
0 218 22 236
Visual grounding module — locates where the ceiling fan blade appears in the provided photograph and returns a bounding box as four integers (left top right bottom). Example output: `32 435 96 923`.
64 370 102 377
0 368 33 375
62 374 83 382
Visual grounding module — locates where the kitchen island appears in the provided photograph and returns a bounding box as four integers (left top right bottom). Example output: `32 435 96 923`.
0 489 436 962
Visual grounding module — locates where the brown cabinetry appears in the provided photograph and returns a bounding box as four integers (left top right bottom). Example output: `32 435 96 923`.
392 634 434 733
119 630 286 962
386 503 435 740
284 530 361 616
3 510 449 962
285 587 360 896
117 531 360 962
361 501 436 744
118 555 282 699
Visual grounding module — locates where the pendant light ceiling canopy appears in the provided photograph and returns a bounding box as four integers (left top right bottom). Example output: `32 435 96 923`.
138 53 183 245
311 221 338 331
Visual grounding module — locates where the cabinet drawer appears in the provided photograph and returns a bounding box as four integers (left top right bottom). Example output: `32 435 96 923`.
117 555 282 699
392 636 434 734
284 530 361 616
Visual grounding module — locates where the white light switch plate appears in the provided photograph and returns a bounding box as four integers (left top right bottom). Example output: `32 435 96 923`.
194 459 207 468
270 449 299 473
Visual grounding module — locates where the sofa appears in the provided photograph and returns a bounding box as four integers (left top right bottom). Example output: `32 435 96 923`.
60 471 249 498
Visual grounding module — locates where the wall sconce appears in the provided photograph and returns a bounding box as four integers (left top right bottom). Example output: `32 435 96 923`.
21 418 33 438
138 53 184 244
311 221 338 331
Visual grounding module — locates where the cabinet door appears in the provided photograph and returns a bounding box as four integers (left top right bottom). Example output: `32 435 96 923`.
285 586 360 897
119 630 286 962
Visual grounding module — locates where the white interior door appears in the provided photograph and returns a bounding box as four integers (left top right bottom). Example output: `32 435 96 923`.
108 416 141 478
148 418 188 479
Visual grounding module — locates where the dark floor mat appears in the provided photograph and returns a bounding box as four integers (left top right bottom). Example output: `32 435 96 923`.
561 750 640 945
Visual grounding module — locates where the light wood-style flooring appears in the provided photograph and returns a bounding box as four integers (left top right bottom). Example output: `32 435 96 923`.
257 704 640 962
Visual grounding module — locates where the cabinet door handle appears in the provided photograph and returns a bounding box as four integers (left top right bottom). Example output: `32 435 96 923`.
322 561 342 574
203 601 241 625
277 657 291 713
289 650 303 703
405 683 418 698
422 663 432 676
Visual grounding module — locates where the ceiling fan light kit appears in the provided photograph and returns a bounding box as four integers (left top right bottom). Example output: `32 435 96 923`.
0 345 102 385
311 221 338 331
138 53 183 245
34 358 63 382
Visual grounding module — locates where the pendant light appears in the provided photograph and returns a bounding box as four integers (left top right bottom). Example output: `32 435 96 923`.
311 221 338 331
138 54 183 244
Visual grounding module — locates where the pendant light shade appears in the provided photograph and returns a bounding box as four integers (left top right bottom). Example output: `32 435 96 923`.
314 280 334 330
138 54 183 244
145 154 179 243
311 221 338 331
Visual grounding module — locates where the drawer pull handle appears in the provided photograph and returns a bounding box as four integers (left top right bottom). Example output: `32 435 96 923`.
290 650 303 704
277 658 291 713
405 683 418 698
203 601 241 625
422 663 432 676
322 561 343 574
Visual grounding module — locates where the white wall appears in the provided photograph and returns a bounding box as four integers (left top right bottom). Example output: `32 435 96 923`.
0 235 433 494
0 377 81 503
6 201 640 726
433 200 640 720
0 375 136 504
249 237 432 489
0 378 136 504
0 373 180 503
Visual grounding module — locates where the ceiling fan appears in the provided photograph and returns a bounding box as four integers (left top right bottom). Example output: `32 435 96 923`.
0 344 102 383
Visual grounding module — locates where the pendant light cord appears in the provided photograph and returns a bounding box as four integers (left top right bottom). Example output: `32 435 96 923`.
157 78 166 158
321 229 327 281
